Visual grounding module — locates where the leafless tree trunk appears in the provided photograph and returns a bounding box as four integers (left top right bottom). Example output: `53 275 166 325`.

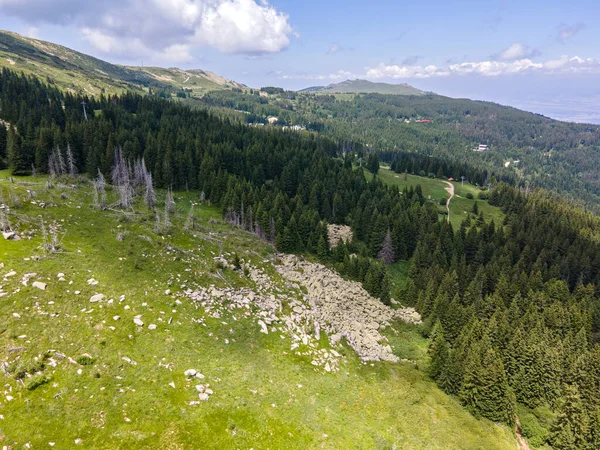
66 144 77 178
93 169 107 208
154 211 161 234
184 205 195 231
111 147 134 209
144 172 156 209
165 188 175 213
56 145 67 177
377 229 395 265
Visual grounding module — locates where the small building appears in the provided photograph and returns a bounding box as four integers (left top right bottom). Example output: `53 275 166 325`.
267 116 278 125
473 144 489 152
415 119 432 123
448 177 454 181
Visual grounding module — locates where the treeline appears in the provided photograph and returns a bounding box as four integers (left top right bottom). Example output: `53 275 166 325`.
380 151 517 187
198 88 600 213
408 184 600 447
0 69 431 302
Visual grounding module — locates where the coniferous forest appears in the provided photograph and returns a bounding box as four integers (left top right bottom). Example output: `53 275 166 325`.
1 69 600 448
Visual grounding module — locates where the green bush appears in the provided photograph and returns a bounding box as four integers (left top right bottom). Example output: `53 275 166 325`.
25 373 51 391
76 354 95 366
466 192 474 199
477 192 489 200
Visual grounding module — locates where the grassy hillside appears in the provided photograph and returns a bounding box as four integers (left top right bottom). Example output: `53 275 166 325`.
300 79 425 95
0 30 243 97
367 167 505 229
0 170 518 449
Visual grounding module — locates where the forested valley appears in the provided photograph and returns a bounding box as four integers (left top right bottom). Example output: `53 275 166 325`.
1 68 600 448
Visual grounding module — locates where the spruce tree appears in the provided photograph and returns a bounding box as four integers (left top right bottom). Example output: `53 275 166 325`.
428 321 449 380
549 385 589 450
459 337 515 425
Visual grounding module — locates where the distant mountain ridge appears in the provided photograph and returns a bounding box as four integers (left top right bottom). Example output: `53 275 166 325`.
299 79 425 95
0 30 244 97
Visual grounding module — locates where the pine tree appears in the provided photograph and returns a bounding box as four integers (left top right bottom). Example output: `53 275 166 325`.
428 321 449 380
459 337 515 425
549 385 589 450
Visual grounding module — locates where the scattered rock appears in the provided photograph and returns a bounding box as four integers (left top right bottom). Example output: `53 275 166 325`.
198 393 209 401
90 294 105 303
133 317 144 327
148 324 157 330
32 281 47 291
184 369 197 377
2 231 15 240
257 320 269 334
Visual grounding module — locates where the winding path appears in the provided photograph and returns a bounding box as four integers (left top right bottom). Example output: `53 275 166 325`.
444 181 455 223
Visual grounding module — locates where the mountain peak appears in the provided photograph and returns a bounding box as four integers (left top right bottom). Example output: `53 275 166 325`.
299 79 425 95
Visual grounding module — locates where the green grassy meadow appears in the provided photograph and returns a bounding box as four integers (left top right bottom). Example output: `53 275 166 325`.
370 166 505 229
0 171 517 449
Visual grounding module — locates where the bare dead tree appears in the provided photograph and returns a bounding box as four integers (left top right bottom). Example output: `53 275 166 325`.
163 201 171 231
184 205 195 231
56 145 67 177
66 144 77 178
41 219 66 254
110 147 134 209
144 171 156 209
92 169 107 208
200 191 206 202
31 164 37 178
165 188 175 213
377 229 395 265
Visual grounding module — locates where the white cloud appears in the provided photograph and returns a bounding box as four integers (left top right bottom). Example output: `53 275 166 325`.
286 55 600 83
495 43 540 61
0 0 294 62
364 56 600 79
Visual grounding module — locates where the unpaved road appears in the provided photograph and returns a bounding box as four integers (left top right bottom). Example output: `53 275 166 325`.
444 181 455 223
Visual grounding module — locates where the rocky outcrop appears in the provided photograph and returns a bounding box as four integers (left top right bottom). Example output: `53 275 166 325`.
276 255 421 362
327 224 353 248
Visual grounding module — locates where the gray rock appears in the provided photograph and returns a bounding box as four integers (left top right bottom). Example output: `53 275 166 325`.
32 281 47 290
90 294 105 303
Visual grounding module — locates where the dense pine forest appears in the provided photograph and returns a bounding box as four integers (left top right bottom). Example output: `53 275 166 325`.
1 68 599 448
201 89 600 213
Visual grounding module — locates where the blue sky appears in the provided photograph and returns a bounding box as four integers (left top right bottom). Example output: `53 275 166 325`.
1 0 599 122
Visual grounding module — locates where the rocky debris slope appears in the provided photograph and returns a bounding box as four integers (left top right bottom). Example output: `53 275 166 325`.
327 224 353 248
275 255 421 362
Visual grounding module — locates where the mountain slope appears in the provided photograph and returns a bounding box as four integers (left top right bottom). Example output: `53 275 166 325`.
300 79 425 95
0 170 518 449
0 30 243 97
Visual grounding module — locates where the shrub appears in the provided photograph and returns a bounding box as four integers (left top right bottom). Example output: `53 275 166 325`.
25 373 51 391
76 354 95 366
466 193 474 199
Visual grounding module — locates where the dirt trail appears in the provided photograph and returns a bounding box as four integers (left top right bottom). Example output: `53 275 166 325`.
515 418 532 450
444 181 455 223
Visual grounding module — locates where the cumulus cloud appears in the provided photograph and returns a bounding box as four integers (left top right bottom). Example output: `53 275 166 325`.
283 56 600 82
557 22 586 41
365 55 600 79
0 0 294 61
494 43 540 61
